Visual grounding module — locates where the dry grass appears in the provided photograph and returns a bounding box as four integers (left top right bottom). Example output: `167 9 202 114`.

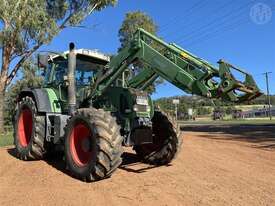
0 132 13 147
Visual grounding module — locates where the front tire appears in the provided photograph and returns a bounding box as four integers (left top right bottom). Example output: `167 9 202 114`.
134 111 182 165
14 96 46 160
64 108 123 182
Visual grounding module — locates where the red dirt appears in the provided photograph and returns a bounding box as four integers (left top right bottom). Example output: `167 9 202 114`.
0 125 274 206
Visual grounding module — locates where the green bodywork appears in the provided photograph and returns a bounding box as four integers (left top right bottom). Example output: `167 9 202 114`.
44 88 62 113
90 28 261 103
40 28 261 140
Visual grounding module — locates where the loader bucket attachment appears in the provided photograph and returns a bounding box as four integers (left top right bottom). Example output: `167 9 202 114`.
217 60 262 103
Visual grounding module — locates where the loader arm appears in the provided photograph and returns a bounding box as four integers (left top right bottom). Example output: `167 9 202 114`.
91 28 262 103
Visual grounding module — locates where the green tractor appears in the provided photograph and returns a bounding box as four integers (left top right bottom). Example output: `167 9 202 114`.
14 28 261 181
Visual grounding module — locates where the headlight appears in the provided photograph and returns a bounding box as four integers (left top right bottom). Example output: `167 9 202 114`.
133 105 139 112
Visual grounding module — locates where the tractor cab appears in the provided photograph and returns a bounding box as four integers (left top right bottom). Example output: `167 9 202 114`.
42 49 110 109
44 49 109 86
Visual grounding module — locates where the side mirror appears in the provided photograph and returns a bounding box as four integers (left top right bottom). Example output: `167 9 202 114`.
38 54 48 68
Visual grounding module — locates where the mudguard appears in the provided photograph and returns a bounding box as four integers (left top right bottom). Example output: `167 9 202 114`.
18 88 61 113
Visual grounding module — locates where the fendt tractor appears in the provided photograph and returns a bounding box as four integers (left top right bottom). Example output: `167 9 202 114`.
14 28 261 181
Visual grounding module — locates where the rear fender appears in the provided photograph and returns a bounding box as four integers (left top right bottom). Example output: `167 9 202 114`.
18 88 61 113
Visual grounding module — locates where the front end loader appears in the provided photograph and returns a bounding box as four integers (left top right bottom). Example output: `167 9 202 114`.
13 29 261 181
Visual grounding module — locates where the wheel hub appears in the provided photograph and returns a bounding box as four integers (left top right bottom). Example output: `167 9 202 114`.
81 138 91 153
17 107 33 147
70 123 93 167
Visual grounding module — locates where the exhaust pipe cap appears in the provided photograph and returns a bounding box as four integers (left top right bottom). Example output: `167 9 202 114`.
69 42 75 51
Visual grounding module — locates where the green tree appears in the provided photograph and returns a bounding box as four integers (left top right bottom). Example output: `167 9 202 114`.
197 107 211 116
118 11 158 49
118 11 162 94
225 106 234 115
5 60 43 126
0 0 117 132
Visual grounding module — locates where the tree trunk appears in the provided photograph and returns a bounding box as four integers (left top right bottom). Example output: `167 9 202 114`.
0 73 8 134
0 47 11 134
0 87 5 134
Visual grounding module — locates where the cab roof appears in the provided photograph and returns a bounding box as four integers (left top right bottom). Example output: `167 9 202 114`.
50 49 110 64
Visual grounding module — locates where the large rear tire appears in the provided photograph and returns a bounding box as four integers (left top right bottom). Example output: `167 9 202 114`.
134 111 182 165
64 108 123 182
14 96 47 160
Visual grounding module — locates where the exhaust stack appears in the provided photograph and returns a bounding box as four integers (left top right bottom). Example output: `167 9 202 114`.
68 42 76 115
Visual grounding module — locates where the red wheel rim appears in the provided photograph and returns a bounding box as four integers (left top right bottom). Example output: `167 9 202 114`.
18 108 33 147
70 123 93 167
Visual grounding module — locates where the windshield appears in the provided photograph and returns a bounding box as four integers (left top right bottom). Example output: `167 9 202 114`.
44 57 106 87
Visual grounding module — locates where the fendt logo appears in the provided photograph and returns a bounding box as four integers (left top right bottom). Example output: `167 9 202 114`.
250 2 272 25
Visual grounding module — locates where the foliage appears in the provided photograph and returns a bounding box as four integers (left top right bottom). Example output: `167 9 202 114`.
118 11 162 93
0 0 117 132
225 106 234 115
0 0 117 84
155 94 274 119
118 11 158 49
250 94 275 105
4 60 43 125
197 107 212 116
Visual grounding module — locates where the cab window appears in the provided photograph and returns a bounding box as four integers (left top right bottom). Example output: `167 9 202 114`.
44 59 97 86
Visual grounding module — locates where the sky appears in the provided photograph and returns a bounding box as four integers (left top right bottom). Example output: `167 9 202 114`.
40 0 275 99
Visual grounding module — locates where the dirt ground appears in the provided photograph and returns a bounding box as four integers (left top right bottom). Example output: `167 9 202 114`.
0 124 275 206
